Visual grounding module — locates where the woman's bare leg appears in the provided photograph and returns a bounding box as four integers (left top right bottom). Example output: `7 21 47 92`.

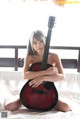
4 99 21 111
54 100 72 112
4 99 72 112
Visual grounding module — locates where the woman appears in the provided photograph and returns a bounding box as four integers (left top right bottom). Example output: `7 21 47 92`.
4 30 72 112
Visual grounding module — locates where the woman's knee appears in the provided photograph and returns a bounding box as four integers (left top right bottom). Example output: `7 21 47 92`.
55 100 72 112
63 103 72 112
4 99 21 111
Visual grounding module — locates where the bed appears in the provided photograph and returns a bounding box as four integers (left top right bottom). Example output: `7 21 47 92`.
0 70 80 119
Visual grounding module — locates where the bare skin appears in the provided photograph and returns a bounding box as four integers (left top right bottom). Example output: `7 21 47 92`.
4 37 72 112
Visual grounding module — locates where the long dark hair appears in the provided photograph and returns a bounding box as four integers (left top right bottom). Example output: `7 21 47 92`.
27 30 45 55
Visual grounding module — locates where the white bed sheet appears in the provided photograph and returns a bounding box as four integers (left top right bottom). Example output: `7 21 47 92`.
0 71 80 119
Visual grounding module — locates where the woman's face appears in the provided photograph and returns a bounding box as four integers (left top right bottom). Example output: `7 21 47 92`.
33 38 45 54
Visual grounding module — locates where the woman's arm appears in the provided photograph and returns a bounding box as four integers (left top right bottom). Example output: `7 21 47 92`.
29 73 65 88
23 55 57 80
24 67 58 80
42 53 65 82
29 53 65 87
43 73 65 82
23 53 64 82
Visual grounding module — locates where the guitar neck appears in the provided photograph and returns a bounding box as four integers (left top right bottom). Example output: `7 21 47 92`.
41 29 52 70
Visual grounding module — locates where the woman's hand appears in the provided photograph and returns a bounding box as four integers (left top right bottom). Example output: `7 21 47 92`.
29 76 44 88
29 67 58 88
47 66 58 75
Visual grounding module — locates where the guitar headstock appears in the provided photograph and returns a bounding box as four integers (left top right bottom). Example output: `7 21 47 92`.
48 16 55 30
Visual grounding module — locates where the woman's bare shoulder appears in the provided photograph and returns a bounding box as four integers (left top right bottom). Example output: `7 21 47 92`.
25 55 35 62
49 52 59 59
26 55 36 63
24 55 35 71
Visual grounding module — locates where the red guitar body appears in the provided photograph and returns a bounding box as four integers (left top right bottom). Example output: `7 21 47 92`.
20 16 58 111
20 62 58 111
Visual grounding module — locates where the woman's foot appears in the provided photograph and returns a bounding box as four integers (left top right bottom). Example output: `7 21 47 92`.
4 99 21 111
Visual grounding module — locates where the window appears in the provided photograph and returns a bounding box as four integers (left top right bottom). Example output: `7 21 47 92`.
0 0 80 71
0 0 80 46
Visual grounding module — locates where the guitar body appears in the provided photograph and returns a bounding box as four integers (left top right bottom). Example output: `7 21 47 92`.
20 62 58 111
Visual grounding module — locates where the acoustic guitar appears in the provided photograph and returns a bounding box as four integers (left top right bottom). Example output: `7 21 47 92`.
20 16 58 111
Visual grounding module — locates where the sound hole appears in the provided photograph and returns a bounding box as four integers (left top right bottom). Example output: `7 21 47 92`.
32 89 47 94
